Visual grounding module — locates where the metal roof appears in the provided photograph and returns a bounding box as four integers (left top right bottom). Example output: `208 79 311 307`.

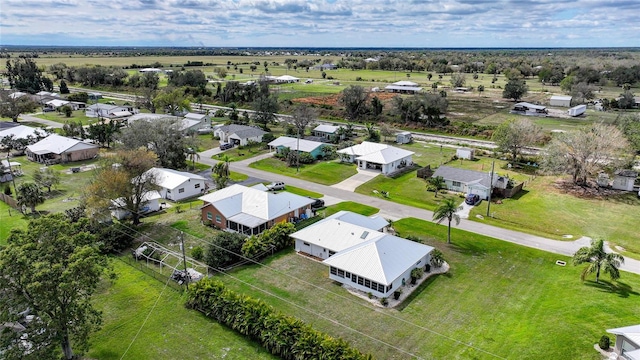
324 210 389 231
146 167 206 190
268 136 327 153
199 184 314 226
514 102 546 111
323 234 434 285
550 95 572 101
608 324 640 351
0 125 45 140
432 165 493 188
26 134 98 155
337 141 414 165
385 85 422 92
313 124 340 134
392 80 419 86
291 219 384 253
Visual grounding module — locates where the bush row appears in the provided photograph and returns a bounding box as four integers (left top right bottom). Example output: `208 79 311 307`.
186 278 373 360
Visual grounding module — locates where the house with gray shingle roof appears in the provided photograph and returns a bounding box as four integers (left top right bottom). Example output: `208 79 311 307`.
431 165 504 200
214 125 267 146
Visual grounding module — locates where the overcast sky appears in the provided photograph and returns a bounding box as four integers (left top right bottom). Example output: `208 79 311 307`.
1 0 638 48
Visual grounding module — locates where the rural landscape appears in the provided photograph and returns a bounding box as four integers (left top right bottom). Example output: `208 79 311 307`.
1 3 640 359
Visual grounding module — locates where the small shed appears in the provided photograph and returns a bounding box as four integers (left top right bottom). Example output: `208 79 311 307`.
396 131 412 144
550 95 572 107
612 170 638 191
456 147 475 160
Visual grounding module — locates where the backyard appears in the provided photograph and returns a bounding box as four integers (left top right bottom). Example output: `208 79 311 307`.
249 158 358 185
213 217 640 360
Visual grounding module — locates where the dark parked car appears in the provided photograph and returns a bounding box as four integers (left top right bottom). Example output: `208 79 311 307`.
465 193 480 206
308 197 325 210
219 142 233 150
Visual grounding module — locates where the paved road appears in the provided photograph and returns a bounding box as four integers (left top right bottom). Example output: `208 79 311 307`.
198 150 640 275
18 113 64 128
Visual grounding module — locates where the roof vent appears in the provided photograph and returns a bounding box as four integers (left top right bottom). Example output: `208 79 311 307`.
360 231 369 239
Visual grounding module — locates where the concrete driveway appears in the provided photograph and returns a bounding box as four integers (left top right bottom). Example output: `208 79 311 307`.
331 168 380 192
456 201 474 219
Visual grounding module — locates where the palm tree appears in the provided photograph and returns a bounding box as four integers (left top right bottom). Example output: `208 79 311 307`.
573 239 624 283
433 198 462 244
427 176 445 197
16 182 45 214
212 155 231 189
186 147 200 170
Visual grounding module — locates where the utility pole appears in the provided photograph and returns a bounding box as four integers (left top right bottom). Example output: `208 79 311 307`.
296 129 300 173
6 156 18 195
486 160 495 217
179 231 189 290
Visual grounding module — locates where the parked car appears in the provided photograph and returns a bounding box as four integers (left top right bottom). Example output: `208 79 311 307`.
308 197 325 210
219 142 233 150
266 181 285 191
465 193 481 206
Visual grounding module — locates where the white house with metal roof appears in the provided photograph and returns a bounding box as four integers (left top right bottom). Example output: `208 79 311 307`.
268 136 331 159
607 324 640 360
214 125 267 146
312 124 343 140
291 211 432 298
385 80 422 94
86 103 138 118
199 184 314 236
111 191 162 220
0 125 46 142
432 165 504 200
144 167 207 201
338 141 414 175
26 134 99 164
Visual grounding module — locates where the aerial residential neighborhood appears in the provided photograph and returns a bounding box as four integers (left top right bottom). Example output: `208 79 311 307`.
1 2 640 359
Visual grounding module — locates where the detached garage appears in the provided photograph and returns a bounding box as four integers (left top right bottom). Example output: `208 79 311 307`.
550 95 572 107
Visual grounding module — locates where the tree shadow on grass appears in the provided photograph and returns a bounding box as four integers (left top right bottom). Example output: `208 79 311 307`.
584 280 639 298
448 241 487 257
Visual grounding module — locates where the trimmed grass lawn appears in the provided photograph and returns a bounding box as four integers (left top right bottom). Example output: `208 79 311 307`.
213 146 271 162
89 259 275 360
249 158 357 185
230 171 249 182
469 175 640 256
36 110 96 126
279 185 323 198
215 218 640 360
323 201 378 216
0 201 28 245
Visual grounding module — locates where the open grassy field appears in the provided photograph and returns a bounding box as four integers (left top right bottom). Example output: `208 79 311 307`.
0 201 28 245
213 217 640 360
89 258 276 360
249 158 358 185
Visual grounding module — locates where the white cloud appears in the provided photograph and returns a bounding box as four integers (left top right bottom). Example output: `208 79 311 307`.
0 0 637 46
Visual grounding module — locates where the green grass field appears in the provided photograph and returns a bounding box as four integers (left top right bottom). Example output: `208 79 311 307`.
0 201 28 245
213 217 640 360
249 158 358 185
36 110 96 126
278 185 322 199
322 201 379 217
89 258 276 360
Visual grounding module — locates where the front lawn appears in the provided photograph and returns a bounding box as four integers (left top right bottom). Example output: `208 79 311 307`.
279 185 323 198
249 158 357 185
89 259 276 360
215 217 640 360
323 201 379 217
213 146 271 162
36 110 96 126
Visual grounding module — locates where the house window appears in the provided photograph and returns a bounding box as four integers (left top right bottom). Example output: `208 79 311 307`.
195 183 201 189
452 181 461 187
364 279 371 288
215 215 221 223
303 242 310 246
178 188 185 193
167 189 171 193
207 212 213 220
357 277 364 285
337 269 345 278
330 267 337 275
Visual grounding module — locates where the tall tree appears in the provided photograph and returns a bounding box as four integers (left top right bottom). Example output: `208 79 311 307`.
379 123 395 142
153 87 191 115
33 167 61 193
59 80 70 94
6 57 46 94
291 103 317 137
0 91 38 122
502 79 528 101
427 176 446 198
450 73 466 88
340 85 369 121
0 214 110 360
86 117 122 148
573 239 624 283
117 117 193 169
16 182 45 213
541 124 631 185
433 198 462 244
492 118 542 163
252 80 279 129
84 149 159 225
186 147 200 170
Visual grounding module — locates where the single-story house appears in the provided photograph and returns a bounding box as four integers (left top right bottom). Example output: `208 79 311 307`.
511 102 548 116
431 165 504 200
323 210 389 231
86 103 138 118
549 95 572 107
214 124 267 146
396 131 412 144
338 141 414 175
291 212 433 298
26 134 99 164
184 112 211 127
607 324 640 360
127 113 177 125
456 147 475 160
612 170 638 192
313 124 343 140
139 68 162 73
111 191 162 220
145 167 207 201
0 125 46 142
43 99 70 111
385 80 422 94
268 136 331 159
198 184 315 236
275 75 300 83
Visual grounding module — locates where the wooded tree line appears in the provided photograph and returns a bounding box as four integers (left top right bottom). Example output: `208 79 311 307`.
186 278 373 360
